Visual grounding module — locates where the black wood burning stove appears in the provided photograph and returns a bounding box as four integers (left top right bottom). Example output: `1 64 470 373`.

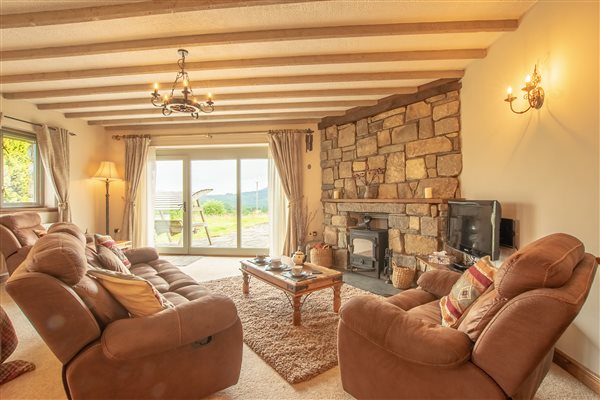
348 227 389 279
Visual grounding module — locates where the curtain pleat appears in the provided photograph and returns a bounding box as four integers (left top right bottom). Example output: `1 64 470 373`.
121 137 150 244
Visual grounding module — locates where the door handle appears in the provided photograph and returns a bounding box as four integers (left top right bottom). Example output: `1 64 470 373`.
182 201 187 212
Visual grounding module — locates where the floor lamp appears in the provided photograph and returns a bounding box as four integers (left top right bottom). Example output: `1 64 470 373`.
93 161 121 235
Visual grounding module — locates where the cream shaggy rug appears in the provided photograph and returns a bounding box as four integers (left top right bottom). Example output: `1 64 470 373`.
202 276 375 384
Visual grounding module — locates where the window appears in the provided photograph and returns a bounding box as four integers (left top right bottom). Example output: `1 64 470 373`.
1 129 44 208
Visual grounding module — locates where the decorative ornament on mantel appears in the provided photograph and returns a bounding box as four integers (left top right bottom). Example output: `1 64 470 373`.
353 161 383 199
504 64 544 114
151 49 214 119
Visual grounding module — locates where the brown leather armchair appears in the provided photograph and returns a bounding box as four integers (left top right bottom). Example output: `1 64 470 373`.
7 223 243 399
338 233 597 399
0 212 45 275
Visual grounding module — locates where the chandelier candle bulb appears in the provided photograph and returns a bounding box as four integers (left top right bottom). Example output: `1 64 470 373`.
507 87 512 95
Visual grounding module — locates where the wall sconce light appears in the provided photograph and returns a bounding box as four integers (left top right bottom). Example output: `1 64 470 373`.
504 65 545 114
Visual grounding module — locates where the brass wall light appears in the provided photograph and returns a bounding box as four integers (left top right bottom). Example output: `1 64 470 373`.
504 65 545 114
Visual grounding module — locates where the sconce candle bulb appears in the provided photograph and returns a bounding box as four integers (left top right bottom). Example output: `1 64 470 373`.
504 65 544 114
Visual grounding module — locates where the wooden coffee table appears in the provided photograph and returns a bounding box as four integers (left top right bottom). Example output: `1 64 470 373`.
240 260 343 326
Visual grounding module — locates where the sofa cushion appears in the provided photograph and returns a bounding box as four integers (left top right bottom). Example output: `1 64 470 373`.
33 229 47 238
87 269 174 317
95 234 131 268
96 246 130 274
496 233 584 299
440 256 496 327
72 275 130 328
458 286 507 342
26 233 87 286
48 223 86 245
407 300 442 325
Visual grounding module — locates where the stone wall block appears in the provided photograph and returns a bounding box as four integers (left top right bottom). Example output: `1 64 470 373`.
356 136 378 157
356 118 369 136
434 117 459 136
404 234 439 255
338 124 356 147
406 158 427 180
322 167 334 184
431 205 439 217
383 113 405 129
409 216 420 231
389 214 409 230
325 125 338 140
338 230 348 248
328 148 342 160
415 178 459 198
320 151 328 161
321 160 334 169
388 229 403 253
394 254 416 268
406 203 431 216
437 154 462 176
379 144 405 155
425 154 437 168
433 100 460 121
378 183 398 199
324 225 338 245
342 150 355 161
352 161 366 171
367 155 386 169
334 179 345 188
425 94 446 104
331 215 349 227
406 101 431 122
427 168 438 178
371 107 405 122
384 151 406 183
368 119 384 134
391 123 418 144
322 140 333 151
406 137 453 158
377 129 391 147
344 179 358 199
397 183 413 198
338 161 353 178
418 117 433 139
421 217 438 237
324 202 338 215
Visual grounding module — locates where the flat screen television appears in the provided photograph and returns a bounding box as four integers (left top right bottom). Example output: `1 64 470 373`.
447 200 502 262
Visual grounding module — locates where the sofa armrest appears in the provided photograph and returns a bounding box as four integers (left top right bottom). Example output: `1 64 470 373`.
339 296 472 367
416 269 462 298
123 247 159 265
101 294 239 360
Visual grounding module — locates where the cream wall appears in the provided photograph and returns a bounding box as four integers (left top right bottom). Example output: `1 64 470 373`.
461 0 599 374
0 98 108 234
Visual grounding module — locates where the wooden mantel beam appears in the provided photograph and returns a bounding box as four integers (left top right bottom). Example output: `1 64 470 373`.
4 70 463 99
0 0 318 29
1 49 486 84
37 87 414 110
0 20 517 61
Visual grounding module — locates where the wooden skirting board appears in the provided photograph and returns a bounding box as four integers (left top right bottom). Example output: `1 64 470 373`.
553 348 600 394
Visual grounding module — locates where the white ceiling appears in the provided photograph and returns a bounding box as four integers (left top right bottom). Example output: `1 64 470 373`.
0 0 537 131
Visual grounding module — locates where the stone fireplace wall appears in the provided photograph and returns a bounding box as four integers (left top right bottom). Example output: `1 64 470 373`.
319 88 462 268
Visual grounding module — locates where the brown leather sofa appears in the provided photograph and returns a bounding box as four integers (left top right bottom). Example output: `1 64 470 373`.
6 223 243 399
338 233 597 400
0 212 45 275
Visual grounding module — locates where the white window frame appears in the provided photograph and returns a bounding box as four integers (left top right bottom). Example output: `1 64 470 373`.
1 128 45 209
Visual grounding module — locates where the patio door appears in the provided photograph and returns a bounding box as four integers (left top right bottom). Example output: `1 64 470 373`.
154 146 269 256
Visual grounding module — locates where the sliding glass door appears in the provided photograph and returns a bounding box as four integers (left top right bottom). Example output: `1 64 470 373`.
154 146 269 256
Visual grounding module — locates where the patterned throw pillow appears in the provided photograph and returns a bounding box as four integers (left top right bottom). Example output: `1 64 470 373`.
96 246 130 274
87 269 174 318
440 256 496 327
94 234 131 268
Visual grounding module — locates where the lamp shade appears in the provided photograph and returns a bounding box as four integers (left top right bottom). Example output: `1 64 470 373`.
93 161 121 181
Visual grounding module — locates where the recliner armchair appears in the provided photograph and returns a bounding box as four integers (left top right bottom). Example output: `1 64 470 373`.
0 212 45 275
338 233 597 399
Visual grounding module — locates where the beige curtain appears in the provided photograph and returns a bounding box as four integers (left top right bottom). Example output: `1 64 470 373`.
36 125 71 222
267 131 303 255
121 136 150 244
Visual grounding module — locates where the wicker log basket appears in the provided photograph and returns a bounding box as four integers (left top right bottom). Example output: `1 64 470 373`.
391 259 416 289
309 245 333 267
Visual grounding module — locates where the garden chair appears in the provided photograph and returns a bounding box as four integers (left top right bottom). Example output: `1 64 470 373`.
191 188 213 245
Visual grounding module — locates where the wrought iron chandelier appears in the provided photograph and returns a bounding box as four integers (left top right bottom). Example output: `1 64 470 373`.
151 49 214 118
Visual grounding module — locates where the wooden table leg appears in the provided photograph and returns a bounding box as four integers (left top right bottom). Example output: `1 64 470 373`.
242 271 249 295
293 295 302 326
333 283 342 313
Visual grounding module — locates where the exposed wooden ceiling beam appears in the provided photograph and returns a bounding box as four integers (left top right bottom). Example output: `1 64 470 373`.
4 71 461 100
37 88 414 110
1 49 485 84
64 100 376 118
88 111 343 126
0 20 517 61
1 0 319 29
104 118 320 131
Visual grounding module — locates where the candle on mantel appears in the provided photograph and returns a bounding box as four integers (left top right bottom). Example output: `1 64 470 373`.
424 187 433 199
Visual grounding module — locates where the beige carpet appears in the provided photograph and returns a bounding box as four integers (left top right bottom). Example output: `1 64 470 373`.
202 276 374 383
1 256 598 399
